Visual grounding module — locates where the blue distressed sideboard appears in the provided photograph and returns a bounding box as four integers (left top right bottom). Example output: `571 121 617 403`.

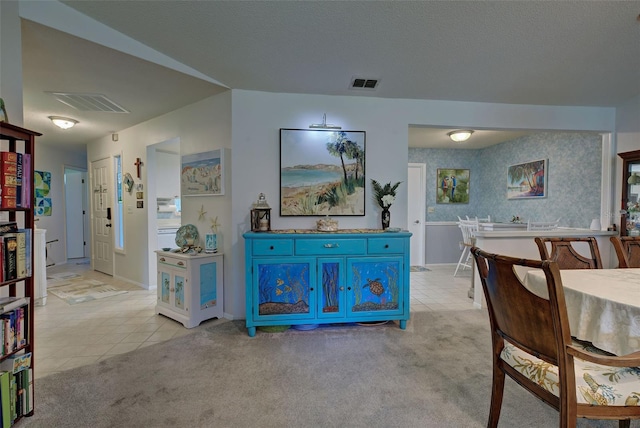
243 230 412 337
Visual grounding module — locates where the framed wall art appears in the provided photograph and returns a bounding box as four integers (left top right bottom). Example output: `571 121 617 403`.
181 149 224 196
507 159 547 199
436 168 469 204
280 129 365 216
35 170 52 216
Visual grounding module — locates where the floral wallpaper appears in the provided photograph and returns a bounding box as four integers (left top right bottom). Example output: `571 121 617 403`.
409 132 602 229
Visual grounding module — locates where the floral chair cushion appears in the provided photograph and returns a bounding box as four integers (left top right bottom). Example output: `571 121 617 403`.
501 340 640 406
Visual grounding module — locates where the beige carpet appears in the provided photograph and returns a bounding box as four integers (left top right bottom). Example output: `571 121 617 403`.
20 310 618 427
47 274 127 304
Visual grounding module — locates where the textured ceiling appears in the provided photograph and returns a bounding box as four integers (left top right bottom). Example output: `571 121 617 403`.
60 1 640 105
19 1 640 148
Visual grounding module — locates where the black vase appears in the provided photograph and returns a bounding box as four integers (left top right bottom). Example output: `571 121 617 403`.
381 208 391 229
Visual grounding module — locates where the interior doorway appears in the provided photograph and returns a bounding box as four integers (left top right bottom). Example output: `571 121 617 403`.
146 137 181 288
64 167 89 259
408 163 426 266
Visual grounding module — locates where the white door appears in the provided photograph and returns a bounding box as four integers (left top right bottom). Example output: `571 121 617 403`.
91 158 113 275
65 168 85 259
408 163 426 266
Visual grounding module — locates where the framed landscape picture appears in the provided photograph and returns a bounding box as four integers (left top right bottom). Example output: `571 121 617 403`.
507 159 547 199
280 129 366 216
181 149 224 196
436 168 469 204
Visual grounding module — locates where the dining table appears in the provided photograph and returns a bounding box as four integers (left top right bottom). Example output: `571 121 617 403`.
523 268 640 356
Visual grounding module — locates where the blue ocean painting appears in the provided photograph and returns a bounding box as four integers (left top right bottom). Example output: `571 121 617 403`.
281 169 342 188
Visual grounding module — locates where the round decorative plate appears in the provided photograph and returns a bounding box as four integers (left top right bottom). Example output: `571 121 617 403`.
175 224 199 247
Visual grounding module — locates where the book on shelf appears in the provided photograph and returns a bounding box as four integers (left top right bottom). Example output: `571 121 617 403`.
0 224 16 235
1 312 16 355
14 154 21 209
0 297 28 314
0 370 10 428
21 154 31 209
0 153 17 210
2 235 17 282
15 232 25 280
20 229 31 278
0 353 31 375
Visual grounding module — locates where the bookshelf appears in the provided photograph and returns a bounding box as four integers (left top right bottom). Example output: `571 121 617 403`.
0 122 40 422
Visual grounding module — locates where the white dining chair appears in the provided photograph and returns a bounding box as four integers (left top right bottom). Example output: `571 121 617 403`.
454 218 479 276
527 218 560 231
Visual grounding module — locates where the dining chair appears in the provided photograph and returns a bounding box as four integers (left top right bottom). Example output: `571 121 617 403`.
535 237 603 269
527 218 560 231
454 218 478 276
610 236 640 268
471 246 640 428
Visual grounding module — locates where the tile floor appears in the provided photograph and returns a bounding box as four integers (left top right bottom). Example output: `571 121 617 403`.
34 260 476 379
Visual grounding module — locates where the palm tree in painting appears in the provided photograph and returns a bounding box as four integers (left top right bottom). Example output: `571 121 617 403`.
326 131 351 182
508 160 544 196
345 141 363 180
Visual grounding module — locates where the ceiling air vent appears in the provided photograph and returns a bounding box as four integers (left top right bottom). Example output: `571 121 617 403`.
350 77 379 90
47 92 129 113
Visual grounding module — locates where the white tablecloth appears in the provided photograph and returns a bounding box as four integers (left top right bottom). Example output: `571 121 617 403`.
523 268 640 356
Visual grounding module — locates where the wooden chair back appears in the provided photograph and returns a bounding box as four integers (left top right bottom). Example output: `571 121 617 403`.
534 237 602 269
471 246 640 428
610 236 640 268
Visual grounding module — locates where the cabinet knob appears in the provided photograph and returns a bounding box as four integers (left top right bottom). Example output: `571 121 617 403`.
310 287 314 291
177 261 184 266
340 286 344 291
270 245 274 250
347 286 352 291
159 257 165 262
384 244 389 248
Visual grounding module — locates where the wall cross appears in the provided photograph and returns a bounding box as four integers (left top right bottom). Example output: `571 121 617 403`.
134 157 143 178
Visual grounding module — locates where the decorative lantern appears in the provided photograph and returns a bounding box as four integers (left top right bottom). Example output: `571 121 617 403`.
251 193 271 232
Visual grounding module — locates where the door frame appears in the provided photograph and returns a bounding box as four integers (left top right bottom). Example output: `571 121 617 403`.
63 165 90 259
408 163 426 266
146 137 181 289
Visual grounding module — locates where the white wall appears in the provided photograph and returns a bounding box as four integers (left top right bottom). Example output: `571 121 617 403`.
229 90 616 319
0 1 23 125
33 144 87 266
156 151 180 199
86 92 232 293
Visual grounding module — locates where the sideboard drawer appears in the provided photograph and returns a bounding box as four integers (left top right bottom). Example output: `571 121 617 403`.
368 238 405 254
253 239 293 256
157 255 187 270
296 238 366 255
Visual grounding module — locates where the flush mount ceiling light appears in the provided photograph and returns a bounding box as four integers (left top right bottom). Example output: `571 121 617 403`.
309 113 341 130
447 130 474 142
48 116 78 129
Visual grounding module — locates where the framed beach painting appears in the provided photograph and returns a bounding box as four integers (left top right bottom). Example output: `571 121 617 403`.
280 129 366 216
181 149 224 196
507 159 547 199
436 169 469 204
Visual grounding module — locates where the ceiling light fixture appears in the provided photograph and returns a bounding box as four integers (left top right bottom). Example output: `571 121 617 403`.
447 130 474 142
309 113 341 130
49 116 78 129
